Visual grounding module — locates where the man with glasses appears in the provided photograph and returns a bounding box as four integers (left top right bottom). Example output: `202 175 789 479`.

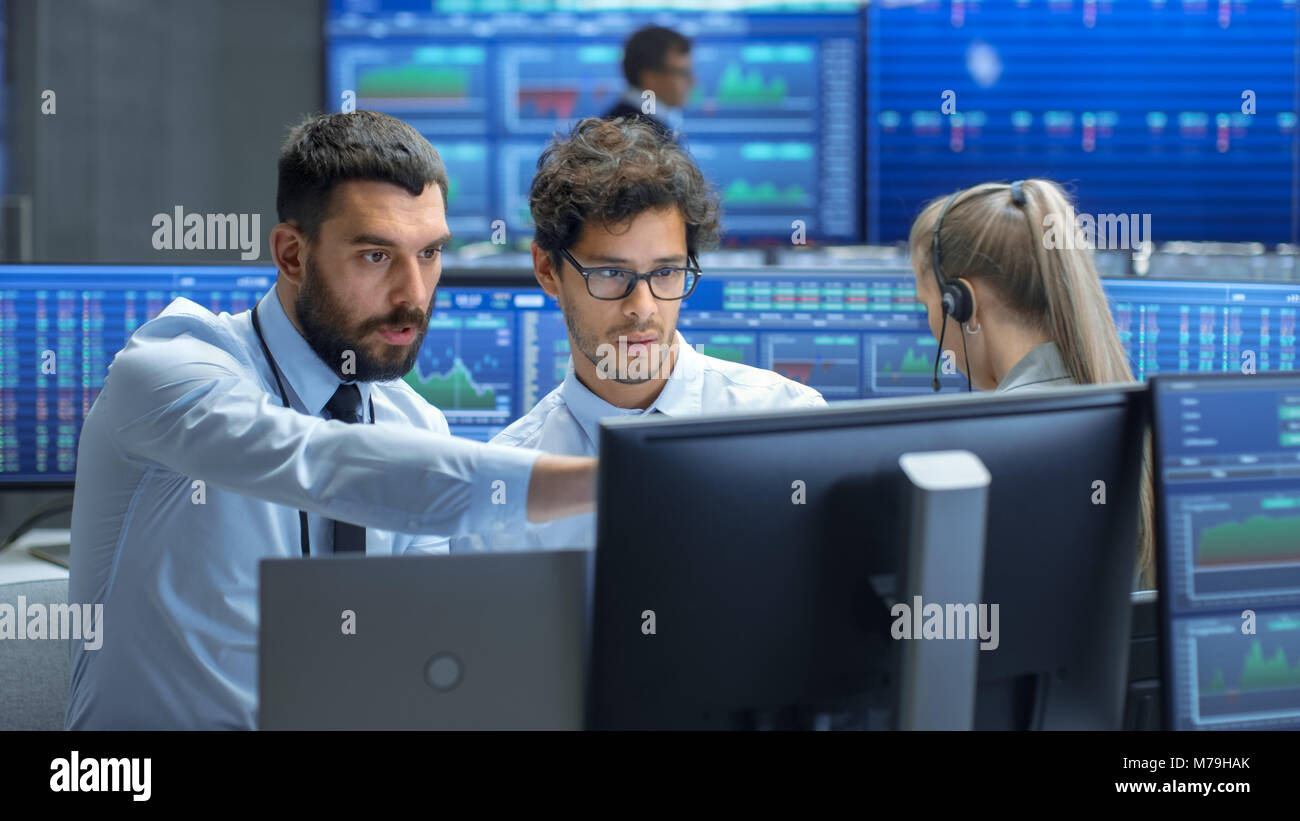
452 117 824 552
604 25 694 137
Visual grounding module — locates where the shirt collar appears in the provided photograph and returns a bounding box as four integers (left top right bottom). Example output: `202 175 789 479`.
997 341 1072 393
620 86 679 126
561 329 701 447
620 86 652 113
254 287 373 418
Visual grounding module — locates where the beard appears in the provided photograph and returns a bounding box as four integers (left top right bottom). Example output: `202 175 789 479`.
563 298 675 386
294 256 433 382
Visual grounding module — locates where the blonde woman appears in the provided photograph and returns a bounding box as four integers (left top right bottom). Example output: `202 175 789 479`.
908 178 1154 588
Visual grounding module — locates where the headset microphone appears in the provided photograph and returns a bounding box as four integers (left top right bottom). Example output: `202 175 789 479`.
929 190 973 391
931 311 948 392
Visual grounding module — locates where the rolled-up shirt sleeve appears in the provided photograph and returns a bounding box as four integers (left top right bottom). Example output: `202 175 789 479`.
102 313 541 539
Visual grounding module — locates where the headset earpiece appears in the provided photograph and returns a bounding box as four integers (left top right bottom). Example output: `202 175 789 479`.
941 279 973 324
930 190 978 392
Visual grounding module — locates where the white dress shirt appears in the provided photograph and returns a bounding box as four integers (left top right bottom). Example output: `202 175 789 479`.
66 287 541 729
452 330 825 552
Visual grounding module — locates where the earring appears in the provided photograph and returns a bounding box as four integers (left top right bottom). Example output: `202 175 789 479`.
964 320 981 335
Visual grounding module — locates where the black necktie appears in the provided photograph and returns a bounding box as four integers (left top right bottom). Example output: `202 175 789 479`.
324 383 366 554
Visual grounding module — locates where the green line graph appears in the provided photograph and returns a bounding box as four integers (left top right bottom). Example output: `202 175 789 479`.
1206 640 1300 693
716 62 789 104
1197 514 1300 566
723 179 808 206
698 345 746 363
404 359 496 411
358 66 469 99
879 347 931 376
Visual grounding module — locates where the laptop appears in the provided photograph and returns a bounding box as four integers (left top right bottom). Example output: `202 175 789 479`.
258 549 590 730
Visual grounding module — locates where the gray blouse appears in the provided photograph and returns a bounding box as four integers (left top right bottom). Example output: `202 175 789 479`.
996 341 1074 392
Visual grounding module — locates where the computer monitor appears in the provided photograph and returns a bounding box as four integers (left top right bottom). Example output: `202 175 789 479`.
4 263 1292 484
865 2 1294 243
413 271 565 441
680 272 1300 402
325 2 862 242
1104 278 1300 381
0 265 550 482
300 270 1300 436
589 383 1147 729
0 264 275 487
1151 372 1300 730
676 267 968 400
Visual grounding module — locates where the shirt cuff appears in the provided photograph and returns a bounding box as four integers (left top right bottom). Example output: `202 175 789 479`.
467 444 542 538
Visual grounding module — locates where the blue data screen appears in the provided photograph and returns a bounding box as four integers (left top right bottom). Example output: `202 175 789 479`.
867 0 1299 244
0 266 275 484
1154 374 1300 730
325 6 861 241
418 285 566 441
676 271 966 400
6 264 1300 483
1106 279 1300 380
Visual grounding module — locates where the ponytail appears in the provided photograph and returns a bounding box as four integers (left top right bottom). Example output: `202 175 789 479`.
910 178 1155 588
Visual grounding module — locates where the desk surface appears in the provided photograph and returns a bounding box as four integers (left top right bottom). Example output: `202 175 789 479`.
0 529 71 585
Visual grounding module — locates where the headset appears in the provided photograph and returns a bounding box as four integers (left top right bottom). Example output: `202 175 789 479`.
250 304 374 557
929 179 1028 392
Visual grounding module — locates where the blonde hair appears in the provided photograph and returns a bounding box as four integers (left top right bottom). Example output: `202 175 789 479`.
909 179 1155 588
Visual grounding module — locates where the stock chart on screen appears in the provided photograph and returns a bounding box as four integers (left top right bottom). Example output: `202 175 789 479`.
866 0 1299 244
325 2 861 241
0 266 274 485
1106 278 1300 379
675 270 968 399
6 264 1300 483
1153 374 1300 730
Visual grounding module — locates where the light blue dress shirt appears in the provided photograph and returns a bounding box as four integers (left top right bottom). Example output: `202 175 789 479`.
452 330 825 552
66 288 541 729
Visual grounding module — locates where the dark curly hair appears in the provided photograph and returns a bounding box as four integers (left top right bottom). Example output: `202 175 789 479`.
529 117 721 269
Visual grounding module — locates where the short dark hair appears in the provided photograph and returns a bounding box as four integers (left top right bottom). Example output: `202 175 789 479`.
622 25 690 87
530 117 721 269
276 110 449 241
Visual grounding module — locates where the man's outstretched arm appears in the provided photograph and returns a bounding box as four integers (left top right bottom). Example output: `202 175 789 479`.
527 454 597 523
102 311 594 538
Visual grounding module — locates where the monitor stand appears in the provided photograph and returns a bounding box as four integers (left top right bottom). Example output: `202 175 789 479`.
895 450 991 730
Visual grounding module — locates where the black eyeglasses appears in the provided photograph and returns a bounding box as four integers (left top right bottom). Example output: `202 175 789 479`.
558 248 702 301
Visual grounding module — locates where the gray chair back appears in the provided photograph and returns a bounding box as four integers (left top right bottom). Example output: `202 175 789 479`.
0 578 72 730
